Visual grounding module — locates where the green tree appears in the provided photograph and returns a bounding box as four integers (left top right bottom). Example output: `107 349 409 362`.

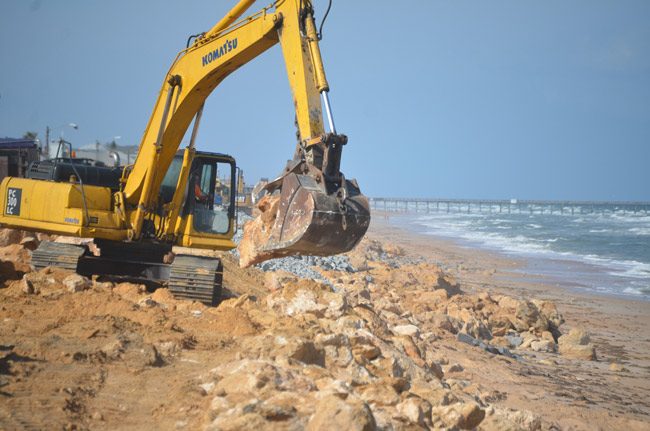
22 131 38 140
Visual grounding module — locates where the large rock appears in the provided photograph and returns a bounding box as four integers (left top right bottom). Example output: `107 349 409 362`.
264 270 297 292
532 299 564 330
212 359 315 400
63 274 91 292
480 407 542 431
306 395 376 431
530 339 556 353
278 338 325 366
395 396 432 427
266 279 348 318
488 311 515 337
461 316 492 340
0 228 25 247
558 328 596 360
513 301 548 332
410 381 457 407
431 402 485 430
0 244 32 274
497 296 520 311
392 324 420 338
358 383 400 406
20 272 56 294
21 273 39 294
429 312 456 333
237 195 281 267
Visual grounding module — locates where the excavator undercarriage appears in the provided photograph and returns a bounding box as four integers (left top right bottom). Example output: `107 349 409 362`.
32 240 223 305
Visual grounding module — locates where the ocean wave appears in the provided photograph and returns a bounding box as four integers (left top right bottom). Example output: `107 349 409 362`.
629 227 650 235
422 227 554 256
607 262 650 279
610 213 650 223
487 220 512 227
400 210 650 300
623 285 650 296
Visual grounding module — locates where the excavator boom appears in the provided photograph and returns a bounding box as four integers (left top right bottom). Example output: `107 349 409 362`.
0 0 369 276
124 0 369 265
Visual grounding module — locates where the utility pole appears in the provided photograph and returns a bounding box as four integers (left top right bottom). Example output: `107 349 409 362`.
44 126 50 159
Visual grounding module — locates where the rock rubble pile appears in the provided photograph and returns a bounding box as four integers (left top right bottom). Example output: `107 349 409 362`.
0 227 599 430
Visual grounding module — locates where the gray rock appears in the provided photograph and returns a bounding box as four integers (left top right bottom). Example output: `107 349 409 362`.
458 332 519 359
505 334 524 348
457 332 480 347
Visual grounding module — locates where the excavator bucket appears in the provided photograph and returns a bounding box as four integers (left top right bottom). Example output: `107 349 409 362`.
238 172 370 267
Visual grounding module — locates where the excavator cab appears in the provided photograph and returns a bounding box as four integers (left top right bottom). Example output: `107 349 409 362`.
159 150 237 249
185 154 236 235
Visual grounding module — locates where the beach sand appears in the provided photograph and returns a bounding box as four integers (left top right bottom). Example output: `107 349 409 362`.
1 220 649 430
370 214 650 429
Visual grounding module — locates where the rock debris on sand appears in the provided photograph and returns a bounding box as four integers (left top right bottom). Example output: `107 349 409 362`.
0 227 646 431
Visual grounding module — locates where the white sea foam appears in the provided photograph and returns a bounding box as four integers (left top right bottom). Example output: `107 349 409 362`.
610 213 650 223
622 284 650 296
410 211 650 299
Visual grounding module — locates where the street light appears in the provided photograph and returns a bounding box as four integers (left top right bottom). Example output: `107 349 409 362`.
45 122 78 159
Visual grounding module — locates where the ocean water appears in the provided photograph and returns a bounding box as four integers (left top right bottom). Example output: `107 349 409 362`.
390 206 650 300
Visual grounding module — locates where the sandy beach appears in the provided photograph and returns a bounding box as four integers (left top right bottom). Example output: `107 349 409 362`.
370 214 650 429
1 219 649 430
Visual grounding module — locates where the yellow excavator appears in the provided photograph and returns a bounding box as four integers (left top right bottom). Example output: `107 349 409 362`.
235 169 253 213
0 0 370 305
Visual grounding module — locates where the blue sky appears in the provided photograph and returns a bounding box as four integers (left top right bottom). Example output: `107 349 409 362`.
1 0 649 200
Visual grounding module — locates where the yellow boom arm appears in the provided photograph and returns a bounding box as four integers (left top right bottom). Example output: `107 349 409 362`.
125 0 330 238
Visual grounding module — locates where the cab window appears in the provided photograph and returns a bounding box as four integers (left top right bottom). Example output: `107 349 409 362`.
190 159 234 235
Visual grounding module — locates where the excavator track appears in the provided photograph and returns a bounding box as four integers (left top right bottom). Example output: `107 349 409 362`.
168 255 223 306
31 241 86 272
33 241 223 306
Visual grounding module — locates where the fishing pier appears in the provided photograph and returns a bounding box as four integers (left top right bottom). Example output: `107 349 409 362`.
369 198 650 215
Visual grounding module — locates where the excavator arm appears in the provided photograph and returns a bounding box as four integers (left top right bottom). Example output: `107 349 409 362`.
124 0 369 265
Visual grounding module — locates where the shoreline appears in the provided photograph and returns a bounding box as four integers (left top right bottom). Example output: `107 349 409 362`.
378 210 650 302
366 214 650 366
358 216 650 428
